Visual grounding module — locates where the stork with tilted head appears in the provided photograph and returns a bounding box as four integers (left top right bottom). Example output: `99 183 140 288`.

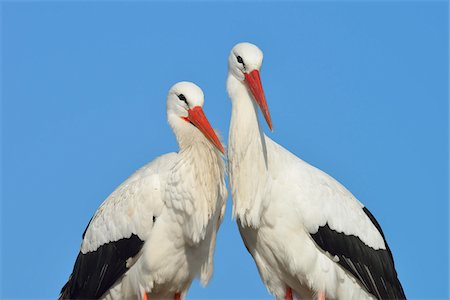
60 82 227 300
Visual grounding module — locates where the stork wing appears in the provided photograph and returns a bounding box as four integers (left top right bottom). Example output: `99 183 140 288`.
59 233 144 299
310 207 405 300
60 153 177 299
272 142 405 300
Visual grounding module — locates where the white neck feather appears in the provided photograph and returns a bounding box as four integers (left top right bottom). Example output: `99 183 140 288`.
165 129 226 244
227 74 270 228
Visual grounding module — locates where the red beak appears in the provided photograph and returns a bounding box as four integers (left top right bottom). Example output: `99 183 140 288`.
244 69 273 131
186 106 225 154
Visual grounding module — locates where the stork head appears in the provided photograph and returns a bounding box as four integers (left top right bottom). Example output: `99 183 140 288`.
167 82 224 154
228 42 272 130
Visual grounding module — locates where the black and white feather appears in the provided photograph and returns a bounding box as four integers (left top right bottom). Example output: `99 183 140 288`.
227 42 405 300
311 207 405 300
60 154 174 299
60 82 227 300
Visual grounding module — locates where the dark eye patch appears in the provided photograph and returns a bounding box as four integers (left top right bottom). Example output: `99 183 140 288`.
236 56 244 65
178 94 188 105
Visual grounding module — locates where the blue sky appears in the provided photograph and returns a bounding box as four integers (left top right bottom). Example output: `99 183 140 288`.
1 1 448 299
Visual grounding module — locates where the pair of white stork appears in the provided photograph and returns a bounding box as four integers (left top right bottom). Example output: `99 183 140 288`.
60 43 405 300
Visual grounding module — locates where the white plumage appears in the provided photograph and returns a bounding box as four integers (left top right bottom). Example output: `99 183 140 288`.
61 82 227 300
227 42 405 300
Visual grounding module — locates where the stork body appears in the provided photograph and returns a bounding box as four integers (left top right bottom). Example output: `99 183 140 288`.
60 82 227 300
227 43 405 300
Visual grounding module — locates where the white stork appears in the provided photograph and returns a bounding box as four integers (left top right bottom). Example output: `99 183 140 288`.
226 42 405 300
60 82 227 300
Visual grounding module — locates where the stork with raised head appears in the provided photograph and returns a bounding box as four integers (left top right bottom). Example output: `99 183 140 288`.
227 42 406 300
60 82 227 300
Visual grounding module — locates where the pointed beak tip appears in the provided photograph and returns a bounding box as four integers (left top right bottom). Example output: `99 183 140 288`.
213 140 225 155
210 134 225 155
245 70 273 131
266 116 273 131
188 106 225 155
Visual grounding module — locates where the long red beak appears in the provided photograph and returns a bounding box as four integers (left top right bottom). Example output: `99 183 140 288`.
186 106 225 154
244 69 273 131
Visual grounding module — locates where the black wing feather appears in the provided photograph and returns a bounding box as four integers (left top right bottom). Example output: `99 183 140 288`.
60 233 144 299
311 207 406 300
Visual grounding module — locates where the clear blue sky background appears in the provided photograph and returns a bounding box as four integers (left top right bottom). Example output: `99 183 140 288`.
1 1 448 299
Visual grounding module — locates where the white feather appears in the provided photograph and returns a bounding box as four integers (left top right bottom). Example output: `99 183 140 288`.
227 44 383 300
72 82 227 300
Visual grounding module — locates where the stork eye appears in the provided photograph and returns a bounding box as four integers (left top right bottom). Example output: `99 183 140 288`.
178 94 188 105
236 56 244 65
